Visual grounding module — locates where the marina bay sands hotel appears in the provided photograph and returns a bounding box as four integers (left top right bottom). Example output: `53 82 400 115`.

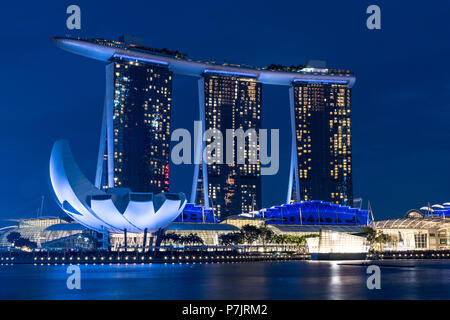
53 36 355 220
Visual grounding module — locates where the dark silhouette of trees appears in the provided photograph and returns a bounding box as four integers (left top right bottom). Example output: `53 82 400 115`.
7 232 37 249
241 225 260 245
181 233 204 246
218 232 244 246
7 232 21 245
161 232 181 244
162 232 204 246
259 226 274 247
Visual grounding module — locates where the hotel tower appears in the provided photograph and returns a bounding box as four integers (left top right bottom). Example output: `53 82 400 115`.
94 41 173 193
193 73 262 219
287 64 353 206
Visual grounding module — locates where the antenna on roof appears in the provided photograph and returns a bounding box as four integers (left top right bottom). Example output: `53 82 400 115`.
428 202 433 217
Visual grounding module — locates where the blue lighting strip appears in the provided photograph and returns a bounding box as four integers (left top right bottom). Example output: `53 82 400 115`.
112 54 169 66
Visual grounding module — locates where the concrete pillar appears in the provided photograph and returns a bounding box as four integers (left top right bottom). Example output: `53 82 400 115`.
105 63 115 188
124 228 127 252
94 101 107 189
286 85 301 203
143 228 148 252
190 77 209 208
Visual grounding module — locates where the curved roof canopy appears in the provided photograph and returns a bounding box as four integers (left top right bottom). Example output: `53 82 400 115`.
375 218 450 230
49 140 186 233
52 37 356 87
255 201 370 226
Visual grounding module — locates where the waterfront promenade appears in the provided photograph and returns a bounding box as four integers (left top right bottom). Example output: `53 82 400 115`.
2 248 450 265
0 246 310 265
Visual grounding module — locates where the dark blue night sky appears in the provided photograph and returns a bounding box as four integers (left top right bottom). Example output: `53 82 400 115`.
1 1 449 225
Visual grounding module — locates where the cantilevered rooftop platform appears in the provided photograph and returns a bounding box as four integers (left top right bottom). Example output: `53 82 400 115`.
52 37 356 87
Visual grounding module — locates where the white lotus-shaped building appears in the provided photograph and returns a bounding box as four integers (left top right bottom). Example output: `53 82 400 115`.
49 140 186 233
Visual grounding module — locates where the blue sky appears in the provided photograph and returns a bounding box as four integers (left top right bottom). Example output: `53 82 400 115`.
1 0 449 224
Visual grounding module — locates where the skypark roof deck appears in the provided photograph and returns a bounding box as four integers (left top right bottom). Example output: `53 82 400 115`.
52 36 356 87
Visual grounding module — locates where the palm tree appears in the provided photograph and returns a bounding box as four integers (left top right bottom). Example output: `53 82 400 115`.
7 232 21 246
258 226 274 250
363 227 397 252
180 233 204 246
241 225 260 245
219 233 243 246
161 232 181 245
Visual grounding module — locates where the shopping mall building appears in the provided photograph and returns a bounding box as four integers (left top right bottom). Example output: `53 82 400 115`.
374 209 450 251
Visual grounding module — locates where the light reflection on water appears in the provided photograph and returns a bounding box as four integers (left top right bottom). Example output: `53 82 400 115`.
0 260 449 300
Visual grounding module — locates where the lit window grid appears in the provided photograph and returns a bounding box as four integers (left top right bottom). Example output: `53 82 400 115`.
197 74 262 218
293 83 352 205
109 59 172 192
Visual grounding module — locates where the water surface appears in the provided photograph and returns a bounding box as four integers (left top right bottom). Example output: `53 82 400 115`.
1 260 449 299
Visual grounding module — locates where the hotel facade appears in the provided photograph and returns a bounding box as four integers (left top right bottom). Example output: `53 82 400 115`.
96 57 173 193
193 73 262 219
289 79 353 206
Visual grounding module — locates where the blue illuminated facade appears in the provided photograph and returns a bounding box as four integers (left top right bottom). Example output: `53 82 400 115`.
174 204 219 223
419 203 450 219
424 211 450 218
255 201 370 226
175 201 369 226
424 209 450 218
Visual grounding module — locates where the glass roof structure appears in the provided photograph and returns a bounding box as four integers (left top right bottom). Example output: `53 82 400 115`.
375 218 450 230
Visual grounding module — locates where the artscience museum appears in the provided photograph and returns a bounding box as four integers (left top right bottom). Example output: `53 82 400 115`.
49 140 186 235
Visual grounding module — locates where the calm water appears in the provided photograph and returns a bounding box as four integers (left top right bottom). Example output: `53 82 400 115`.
1 260 449 299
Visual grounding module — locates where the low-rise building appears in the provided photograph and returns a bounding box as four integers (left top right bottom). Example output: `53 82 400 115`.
109 222 240 250
375 215 450 251
0 217 93 250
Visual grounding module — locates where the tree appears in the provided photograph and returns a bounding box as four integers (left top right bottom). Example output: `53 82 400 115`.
271 233 317 248
218 233 232 246
219 232 243 246
363 227 397 252
7 232 21 245
241 225 260 245
161 232 181 245
7 232 37 249
15 238 37 249
191 233 204 245
180 233 204 246
258 226 274 247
